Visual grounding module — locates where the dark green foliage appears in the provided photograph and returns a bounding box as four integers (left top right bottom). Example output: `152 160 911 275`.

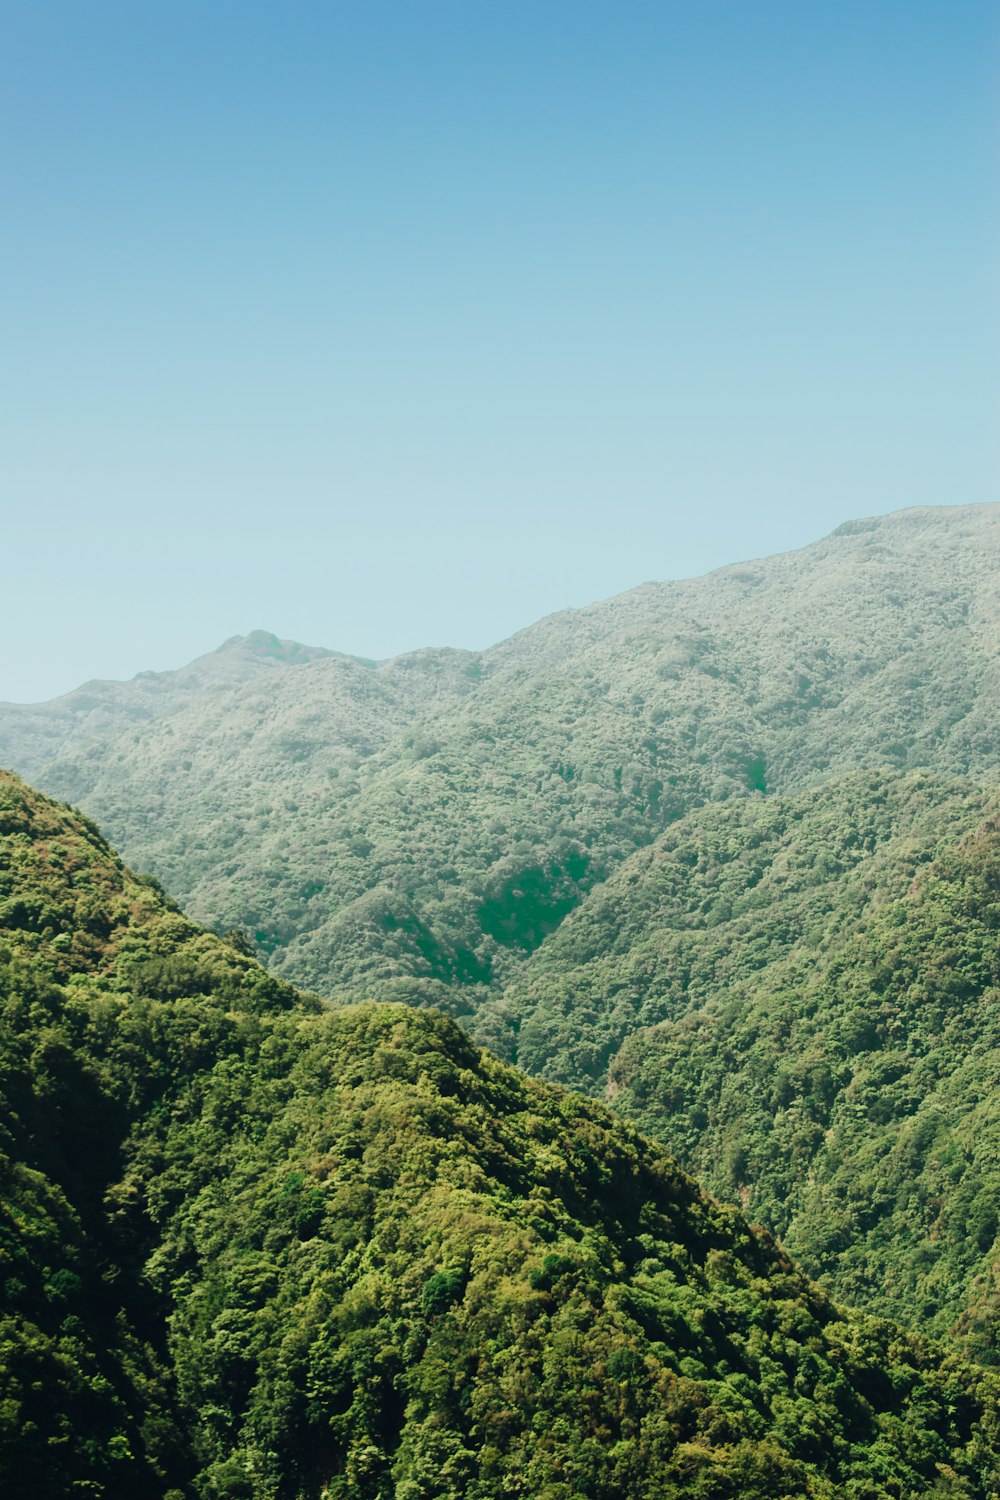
2 771 1000 1498
6 509 1000 1491
477 848 591 951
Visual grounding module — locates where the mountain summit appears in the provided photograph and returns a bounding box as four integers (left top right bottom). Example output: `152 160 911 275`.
0 629 334 780
6 504 1000 1352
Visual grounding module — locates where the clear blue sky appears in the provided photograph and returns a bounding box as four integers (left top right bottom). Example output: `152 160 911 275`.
2 1 997 700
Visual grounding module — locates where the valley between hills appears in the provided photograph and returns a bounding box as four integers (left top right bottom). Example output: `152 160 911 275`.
3 503 1000 1498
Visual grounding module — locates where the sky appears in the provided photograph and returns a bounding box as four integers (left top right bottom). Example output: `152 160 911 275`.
2 1 997 701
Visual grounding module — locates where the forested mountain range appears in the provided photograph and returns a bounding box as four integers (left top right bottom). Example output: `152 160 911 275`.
2 770 999 1499
10 505 1000 1006
4 504 1000 1394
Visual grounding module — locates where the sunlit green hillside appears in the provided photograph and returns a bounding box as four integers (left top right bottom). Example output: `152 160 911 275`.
3 770 999 1499
489 770 1000 1352
6 505 1000 1372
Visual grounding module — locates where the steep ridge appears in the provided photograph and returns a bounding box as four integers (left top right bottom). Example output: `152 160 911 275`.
488 770 994 1078
25 505 1000 1000
0 630 335 781
2 770 999 1499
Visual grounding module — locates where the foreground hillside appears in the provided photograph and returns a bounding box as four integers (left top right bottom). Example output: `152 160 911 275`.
25 505 1000 999
3 771 999 1499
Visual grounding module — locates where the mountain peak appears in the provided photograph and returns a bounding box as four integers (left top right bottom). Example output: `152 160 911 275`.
216 628 333 662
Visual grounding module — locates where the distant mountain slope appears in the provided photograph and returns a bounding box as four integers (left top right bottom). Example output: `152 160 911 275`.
2 770 999 1499
0 629 335 780
487 771 992 1078
38 645 483 957
30 504 1000 999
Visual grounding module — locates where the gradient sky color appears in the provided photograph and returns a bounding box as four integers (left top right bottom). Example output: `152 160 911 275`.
2 1 997 701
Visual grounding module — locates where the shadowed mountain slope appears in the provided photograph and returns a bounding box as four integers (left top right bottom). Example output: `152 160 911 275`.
3 770 1000 1499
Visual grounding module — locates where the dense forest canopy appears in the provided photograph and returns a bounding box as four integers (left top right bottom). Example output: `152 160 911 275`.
2 770 1000 1498
498 770 1000 1352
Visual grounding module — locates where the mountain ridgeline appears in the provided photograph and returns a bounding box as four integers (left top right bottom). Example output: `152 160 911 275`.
502 769 1000 1350
2 770 1000 1500
0 631 338 784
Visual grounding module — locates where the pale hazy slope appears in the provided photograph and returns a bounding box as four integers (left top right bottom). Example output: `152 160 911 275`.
0 629 335 779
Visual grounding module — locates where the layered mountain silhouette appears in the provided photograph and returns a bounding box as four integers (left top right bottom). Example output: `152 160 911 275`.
3 502 1000 1369
6 505 999 1000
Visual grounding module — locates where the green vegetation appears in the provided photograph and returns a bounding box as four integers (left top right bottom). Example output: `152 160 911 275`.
487 771 1000 1351
0 631 335 782
6 506 1000 1488
3 771 1000 1498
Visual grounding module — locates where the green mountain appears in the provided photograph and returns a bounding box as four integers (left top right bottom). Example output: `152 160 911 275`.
3 770 999 1499
6 504 1000 1358
23 504 1000 1004
493 770 1000 1351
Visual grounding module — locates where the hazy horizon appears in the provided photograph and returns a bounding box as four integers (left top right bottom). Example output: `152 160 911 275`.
3 3 996 701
